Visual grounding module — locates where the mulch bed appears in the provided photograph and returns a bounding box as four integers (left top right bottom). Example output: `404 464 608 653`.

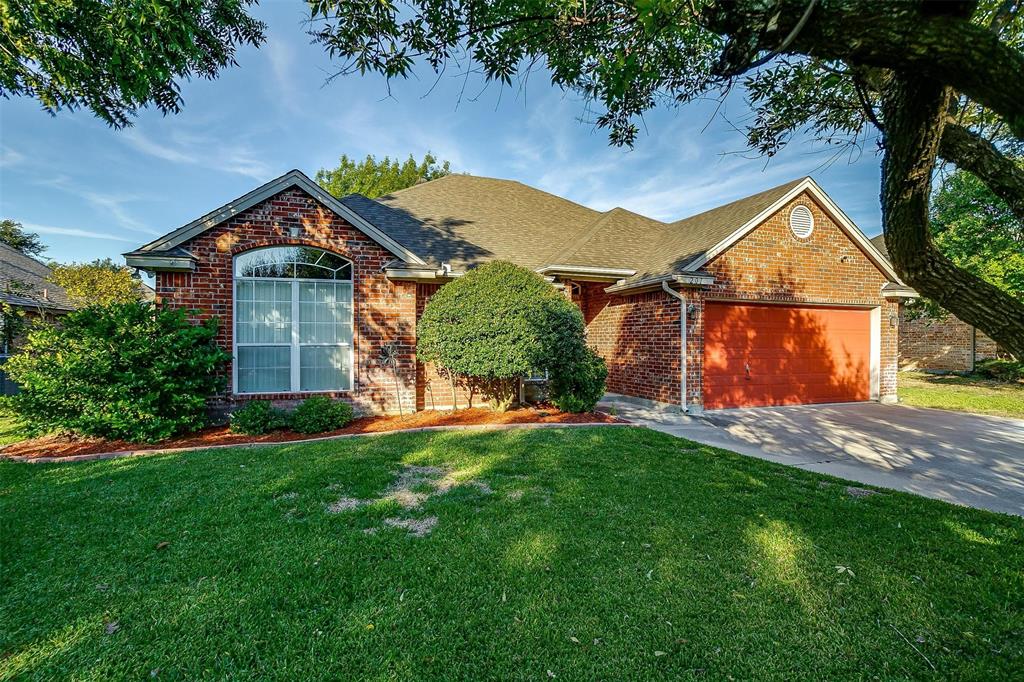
0 406 625 461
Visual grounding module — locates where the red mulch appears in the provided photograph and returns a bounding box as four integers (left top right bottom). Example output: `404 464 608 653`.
0 406 625 460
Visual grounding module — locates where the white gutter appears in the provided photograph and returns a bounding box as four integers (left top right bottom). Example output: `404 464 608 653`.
661 280 688 413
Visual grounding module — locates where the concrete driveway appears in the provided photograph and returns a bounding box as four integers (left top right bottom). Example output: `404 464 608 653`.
600 397 1024 516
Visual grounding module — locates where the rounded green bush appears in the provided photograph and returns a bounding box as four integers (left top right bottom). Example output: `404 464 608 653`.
417 261 605 410
5 302 229 442
290 396 354 434
229 400 290 435
549 346 608 413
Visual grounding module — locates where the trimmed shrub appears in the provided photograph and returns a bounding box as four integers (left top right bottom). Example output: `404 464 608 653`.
417 261 599 409
230 400 290 435
5 302 229 442
290 396 354 434
549 346 608 413
974 358 1024 382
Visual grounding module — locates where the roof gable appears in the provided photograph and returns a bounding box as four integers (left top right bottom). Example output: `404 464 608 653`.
127 170 425 267
682 177 900 283
0 243 74 311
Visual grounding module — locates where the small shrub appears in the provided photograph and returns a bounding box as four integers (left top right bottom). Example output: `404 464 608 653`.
974 358 1024 382
290 396 354 434
230 400 290 435
417 261 591 409
5 302 229 442
549 347 608 413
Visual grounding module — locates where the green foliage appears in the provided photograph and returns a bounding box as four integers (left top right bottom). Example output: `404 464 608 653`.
549 347 608 413
290 396 354 434
931 170 1024 299
0 0 265 127
0 219 46 258
48 258 144 307
417 261 603 408
316 153 451 198
904 169 1024 320
229 400 290 435
5 302 230 442
974 358 1024 383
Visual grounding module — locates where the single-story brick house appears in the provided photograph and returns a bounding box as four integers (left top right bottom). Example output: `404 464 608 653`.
867 235 1001 372
125 170 916 415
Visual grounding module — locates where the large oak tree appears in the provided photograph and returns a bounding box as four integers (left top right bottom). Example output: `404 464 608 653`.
307 0 1024 358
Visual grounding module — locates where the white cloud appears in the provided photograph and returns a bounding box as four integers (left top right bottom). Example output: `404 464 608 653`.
122 129 273 181
22 222 135 243
0 146 25 168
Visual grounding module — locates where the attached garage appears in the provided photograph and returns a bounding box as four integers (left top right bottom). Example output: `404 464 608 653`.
703 302 874 410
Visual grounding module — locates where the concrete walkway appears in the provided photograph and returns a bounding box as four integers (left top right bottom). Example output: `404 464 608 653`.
599 395 1024 517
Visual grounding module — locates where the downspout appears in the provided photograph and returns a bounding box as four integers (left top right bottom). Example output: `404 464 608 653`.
661 280 687 413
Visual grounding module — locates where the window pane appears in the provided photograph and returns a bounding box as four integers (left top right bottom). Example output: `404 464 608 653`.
237 346 290 393
300 346 351 391
236 247 352 280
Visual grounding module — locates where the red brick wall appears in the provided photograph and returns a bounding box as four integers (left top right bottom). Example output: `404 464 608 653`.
899 310 1002 371
155 187 416 414
699 192 898 404
577 282 683 405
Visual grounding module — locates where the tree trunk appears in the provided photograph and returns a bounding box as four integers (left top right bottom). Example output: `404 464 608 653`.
881 76 1024 359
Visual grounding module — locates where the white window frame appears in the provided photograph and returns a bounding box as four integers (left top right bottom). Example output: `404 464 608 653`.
232 249 354 395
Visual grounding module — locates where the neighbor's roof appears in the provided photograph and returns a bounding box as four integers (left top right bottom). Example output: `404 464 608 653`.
0 243 75 311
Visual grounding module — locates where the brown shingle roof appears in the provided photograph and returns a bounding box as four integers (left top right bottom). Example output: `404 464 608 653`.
869 233 889 259
0 243 75 311
371 175 602 270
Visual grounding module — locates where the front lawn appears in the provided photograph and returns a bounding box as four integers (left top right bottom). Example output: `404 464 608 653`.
2 427 1021 679
0 413 28 446
899 371 1024 419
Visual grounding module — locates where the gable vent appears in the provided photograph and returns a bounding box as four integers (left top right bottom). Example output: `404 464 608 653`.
789 205 814 238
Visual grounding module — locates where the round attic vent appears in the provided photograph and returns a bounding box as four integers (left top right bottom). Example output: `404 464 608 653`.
789 205 814 239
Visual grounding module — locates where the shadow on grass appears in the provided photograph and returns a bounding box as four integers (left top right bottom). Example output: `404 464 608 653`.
1 427 1021 679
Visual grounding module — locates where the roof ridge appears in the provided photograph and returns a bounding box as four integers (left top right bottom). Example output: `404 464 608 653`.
382 173 603 217
668 176 808 226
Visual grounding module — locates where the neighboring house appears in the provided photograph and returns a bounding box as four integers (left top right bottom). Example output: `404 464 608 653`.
868 235 1000 372
0 243 75 394
125 170 912 415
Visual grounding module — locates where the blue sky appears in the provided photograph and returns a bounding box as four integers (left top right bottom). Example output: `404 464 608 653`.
0 1 884 272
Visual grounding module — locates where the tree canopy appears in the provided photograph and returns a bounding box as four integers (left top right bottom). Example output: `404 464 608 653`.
306 0 1024 359
0 219 46 258
0 0 265 127
316 153 451 199
48 258 143 307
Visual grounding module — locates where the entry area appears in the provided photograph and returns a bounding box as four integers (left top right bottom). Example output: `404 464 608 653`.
703 302 872 409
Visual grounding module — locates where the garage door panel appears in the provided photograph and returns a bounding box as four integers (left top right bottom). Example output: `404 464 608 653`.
704 303 871 409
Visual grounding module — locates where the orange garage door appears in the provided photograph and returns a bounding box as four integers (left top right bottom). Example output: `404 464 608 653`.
703 302 871 409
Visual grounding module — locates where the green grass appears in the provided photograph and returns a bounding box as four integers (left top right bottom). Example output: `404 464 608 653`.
1 427 1021 680
0 413 28 446
899 371 1024 418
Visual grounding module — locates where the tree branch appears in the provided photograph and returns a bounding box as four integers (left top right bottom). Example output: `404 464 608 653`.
881 76 1024 359
939 122 1024 222
705 0 1024 138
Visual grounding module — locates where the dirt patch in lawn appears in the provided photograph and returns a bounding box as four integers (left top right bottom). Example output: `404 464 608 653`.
0 406 624 461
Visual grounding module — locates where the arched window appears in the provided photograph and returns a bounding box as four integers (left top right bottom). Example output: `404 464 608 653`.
233 247 353 393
